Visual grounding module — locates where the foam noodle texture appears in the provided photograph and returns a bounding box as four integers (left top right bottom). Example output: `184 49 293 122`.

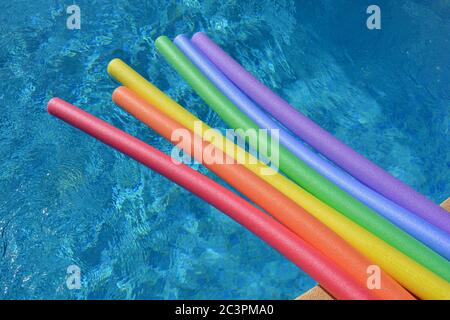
191 31 450 235
154 35 450 281
48 97 376 300
113 86 414 300
173 34 450 260
106 58 450 299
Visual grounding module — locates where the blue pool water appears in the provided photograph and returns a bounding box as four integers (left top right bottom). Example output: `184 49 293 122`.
0 0 448 299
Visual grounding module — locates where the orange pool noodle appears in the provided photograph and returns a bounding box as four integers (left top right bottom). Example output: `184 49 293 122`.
112 86 414 300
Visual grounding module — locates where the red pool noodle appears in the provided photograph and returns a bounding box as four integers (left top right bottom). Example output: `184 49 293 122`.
48 97 376 300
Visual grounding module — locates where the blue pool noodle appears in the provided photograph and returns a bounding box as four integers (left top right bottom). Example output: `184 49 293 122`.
174 34 450 260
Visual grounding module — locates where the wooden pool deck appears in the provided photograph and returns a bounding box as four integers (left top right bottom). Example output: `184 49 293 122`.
296 197 450 300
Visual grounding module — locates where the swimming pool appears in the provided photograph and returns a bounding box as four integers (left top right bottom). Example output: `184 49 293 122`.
0 0 448 299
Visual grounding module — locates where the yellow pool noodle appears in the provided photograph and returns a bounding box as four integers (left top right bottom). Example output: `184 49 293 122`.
107 58 450 300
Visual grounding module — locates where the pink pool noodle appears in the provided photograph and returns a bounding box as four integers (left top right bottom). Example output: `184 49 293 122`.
191 32 450 234
47 97 377 300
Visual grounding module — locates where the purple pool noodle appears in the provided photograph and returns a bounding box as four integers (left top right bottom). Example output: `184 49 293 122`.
174 34 450 258
191 31 450 235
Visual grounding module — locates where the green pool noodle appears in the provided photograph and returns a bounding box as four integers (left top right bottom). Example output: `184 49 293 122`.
154 35 450 282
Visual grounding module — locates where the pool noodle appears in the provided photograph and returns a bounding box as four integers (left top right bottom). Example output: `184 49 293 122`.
47 97 375 300
154 36 450 280
112 86 413 300
173 34 450 260
106 58 450 299
191 31 450 234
